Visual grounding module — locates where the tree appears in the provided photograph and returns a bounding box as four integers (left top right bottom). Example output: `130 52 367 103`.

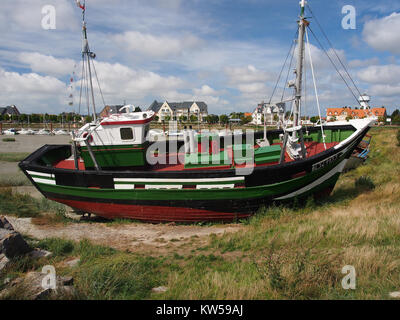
206 114 219 124
190 115 198 123
310 116 320 124
85 115 93 123
397 129 400 146
179 115 187 123
391 109 400 125
378 116 386 124
219 114 229 124
240 115 252 125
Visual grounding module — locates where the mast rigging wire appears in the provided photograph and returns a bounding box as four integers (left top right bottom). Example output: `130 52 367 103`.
307 4 364 104
307 25 362 107
306 27 326 149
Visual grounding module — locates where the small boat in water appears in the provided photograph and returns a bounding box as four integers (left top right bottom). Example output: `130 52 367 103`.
4 128 18 135
19 1 374 222
36 129 52 135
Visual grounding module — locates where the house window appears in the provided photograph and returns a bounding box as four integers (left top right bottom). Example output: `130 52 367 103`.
120 128 134 140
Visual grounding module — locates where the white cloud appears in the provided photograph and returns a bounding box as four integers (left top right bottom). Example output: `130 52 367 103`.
348 57 380 68
357 64 400 84
113 31 202 58
369 84 400 97
224 65 271 84
18 52 75 77
363 12 400 54
0 67 66 113
193 85 217 96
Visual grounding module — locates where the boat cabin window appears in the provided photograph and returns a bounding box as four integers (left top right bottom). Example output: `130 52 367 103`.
120 127 134 140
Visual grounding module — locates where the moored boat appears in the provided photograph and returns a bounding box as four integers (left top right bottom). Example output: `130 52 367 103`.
19 1 374 222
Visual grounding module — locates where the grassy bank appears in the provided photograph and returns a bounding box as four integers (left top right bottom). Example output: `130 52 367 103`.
0 152 30 162
1 127 399 300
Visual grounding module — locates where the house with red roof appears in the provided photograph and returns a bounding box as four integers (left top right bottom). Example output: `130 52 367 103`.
326 94 386 122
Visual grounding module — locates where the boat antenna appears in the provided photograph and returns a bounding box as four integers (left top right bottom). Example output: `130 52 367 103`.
77 0 97 123
293 0 307 135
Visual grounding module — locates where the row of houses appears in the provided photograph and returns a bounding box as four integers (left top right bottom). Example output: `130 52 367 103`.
326 95 386 121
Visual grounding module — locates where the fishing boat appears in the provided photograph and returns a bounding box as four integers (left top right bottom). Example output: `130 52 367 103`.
19 1 374 222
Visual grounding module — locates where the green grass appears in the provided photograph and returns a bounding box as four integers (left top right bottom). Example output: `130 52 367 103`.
0 188 67 219
2 138 15 142
0 172 31 187
0 152 29 162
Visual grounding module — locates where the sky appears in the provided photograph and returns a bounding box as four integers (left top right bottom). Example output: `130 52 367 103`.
0 0 400 116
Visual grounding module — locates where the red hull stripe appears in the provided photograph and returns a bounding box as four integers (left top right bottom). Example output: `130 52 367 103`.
50 198 251 222
101 117 153 126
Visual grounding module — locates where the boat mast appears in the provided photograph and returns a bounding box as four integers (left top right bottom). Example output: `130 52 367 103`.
79 1 97 123
293 0 307 136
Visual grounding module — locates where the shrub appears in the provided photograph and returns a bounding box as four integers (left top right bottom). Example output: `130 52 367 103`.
397 129 400 146
37 238 75 256
355 176 375 191
2 138 15 142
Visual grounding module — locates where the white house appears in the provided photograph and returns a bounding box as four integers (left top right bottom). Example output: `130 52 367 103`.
251 102 286 125
148 101 208 122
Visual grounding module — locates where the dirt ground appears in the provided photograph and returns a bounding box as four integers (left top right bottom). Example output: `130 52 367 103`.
5 215 242 254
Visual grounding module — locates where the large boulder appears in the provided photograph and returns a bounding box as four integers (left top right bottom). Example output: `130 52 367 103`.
0 229 31 259
0 271 75 300
0 216 14 231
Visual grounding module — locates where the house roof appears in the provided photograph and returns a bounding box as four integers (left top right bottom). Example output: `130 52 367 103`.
326 107 386 118
147 101 208 113
0 105 20 116
148 100 164 112
244 112 252 117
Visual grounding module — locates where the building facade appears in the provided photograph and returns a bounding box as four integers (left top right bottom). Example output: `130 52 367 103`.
326 95 386 121
250 102 286 125
148 101 208 122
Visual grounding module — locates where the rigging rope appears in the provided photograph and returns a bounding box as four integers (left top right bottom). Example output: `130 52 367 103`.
268 30 298 104
91 59 106 108
306 27 326 149
307 4 364 104
307 25 362 107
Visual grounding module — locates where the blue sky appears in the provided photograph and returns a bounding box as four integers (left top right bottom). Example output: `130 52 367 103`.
0 0 399 116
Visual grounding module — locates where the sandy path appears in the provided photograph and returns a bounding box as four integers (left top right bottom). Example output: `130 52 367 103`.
5 215 242 253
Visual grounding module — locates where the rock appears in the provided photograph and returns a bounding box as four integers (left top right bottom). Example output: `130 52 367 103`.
152 286 168 293
29 248 52 259
0 271 75 300
65 258 80 267
0 216 14 230
389 291 400 298
0 229 31 258
0 254 10 272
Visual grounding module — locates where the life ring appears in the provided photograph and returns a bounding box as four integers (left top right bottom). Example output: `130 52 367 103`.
82 132 93 143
